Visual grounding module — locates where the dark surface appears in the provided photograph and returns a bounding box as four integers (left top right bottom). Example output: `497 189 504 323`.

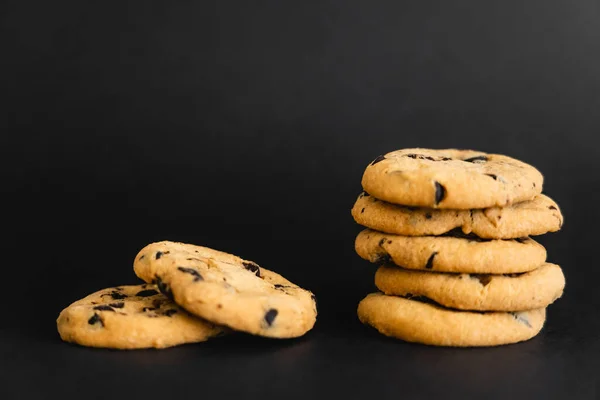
1 1 599 399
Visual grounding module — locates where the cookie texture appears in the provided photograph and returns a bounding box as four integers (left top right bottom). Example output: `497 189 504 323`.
56 284 226 349
361 148 543 209
134 241 317 338
352 192 563 239
355 229 546 274
357 293 546 347
375 263 564 311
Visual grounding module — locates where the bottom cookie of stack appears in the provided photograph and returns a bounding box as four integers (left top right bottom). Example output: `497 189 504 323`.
357 293 546 347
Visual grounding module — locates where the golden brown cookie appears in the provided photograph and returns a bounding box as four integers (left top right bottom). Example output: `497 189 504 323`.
134 241 317 339
355 229 546 273
57 284 226 349
361 148 543 209
357 293 546 347
351 192 563 239
375 263 565 311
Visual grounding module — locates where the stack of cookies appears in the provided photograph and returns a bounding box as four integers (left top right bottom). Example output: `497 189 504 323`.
57 241 317 349
352 148 565 347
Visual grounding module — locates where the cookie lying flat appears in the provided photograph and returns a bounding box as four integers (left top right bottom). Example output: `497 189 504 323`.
375 263 565 311
355 229 546 273
361 148 543 209
134 241 317 338
352 192 563 239
357 293 546 347
57 284 225 349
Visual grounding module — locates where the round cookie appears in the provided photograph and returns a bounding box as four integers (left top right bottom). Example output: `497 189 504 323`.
361 148 544 209
133 241 317 339
375 263 565 311
57 284 226 349
357 293 546 347
355 229 546 273
351 192 563 239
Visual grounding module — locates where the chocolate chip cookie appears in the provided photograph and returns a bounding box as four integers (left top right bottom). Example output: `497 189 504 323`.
57 284 226 349
134 241 317 338
375 263 564 311
355 229 546 273
352 192 563 239
357 293 546 347
361 148 543 209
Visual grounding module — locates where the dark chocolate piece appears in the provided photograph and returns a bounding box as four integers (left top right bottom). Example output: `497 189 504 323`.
93 305 115 312
242 261 261 277
471 274 492 286
434 182 446 205
88 313 103 326
425 252 438 269
177 266 203 281
136 289 159 297
264 309 278 326
463 155 488 163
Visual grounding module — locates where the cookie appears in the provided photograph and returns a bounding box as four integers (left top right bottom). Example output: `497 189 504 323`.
375 263 565 311
357 293 546 347
56 284 226 349
351 192 563 239
361 148 543 209
133 241 317 338
355 229 546 273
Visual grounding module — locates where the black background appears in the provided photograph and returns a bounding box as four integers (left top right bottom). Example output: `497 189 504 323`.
2 1 600 399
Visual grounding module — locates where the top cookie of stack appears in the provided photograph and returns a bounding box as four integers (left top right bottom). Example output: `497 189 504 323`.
352 148 565 347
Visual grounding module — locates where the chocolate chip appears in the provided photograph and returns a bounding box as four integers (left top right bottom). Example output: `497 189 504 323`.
274 284 287 289
186 257 202 261
88 313 103 326
471 274 492 286
378 238 386 247
425 213 432 219
463 155 488 163
434 182 446 205
163 309 177 317
406 154 436 161
361 208 365 214
387 240 392 244
441 228 487 243
370 155 386 165
177 266 203 281
549 205 557 210
242 261 261 277
102 291 127 300
362 191 370 197
93 305 115 312
155 276 173 300
373 253 392 264
136 289 159 297
264 309 278 326
425 252 437 269
155 251 163 260
485 174 498 180
510 312 532 328
138 254 145 260
533 182 536 188
441 157 453 161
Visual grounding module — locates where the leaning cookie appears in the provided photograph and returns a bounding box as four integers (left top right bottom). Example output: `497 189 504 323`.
375 263 565 311
352 192 563 239
355 229 546 274
57 284 226 349
361 148 543 209
134 241 317 339
357 293 546 347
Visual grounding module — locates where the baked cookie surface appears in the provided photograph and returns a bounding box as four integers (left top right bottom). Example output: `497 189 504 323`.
134 241 317 338
375 263 565 311
357 293 546 347
352 192 563 239
361 148 543 209
355 229 546 274
57 284 225 349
